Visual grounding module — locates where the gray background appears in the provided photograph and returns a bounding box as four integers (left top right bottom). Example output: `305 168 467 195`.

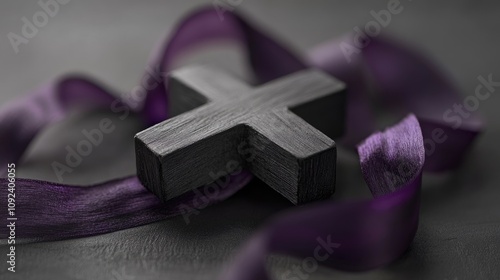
1 0 500 279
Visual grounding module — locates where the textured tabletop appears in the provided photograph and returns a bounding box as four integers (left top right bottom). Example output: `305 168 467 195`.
1 1 499 279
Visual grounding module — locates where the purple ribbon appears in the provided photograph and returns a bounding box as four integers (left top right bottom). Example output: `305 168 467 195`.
0 6 481 279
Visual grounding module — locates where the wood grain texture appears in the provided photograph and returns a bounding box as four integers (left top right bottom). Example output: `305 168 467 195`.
135 66 346 204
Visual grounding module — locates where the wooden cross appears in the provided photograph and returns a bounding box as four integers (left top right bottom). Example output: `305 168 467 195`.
135 66 346 205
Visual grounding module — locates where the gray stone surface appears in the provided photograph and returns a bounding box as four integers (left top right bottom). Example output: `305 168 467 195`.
1 0 500 279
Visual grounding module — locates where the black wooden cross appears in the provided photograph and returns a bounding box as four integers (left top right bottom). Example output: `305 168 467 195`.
135 66 346 205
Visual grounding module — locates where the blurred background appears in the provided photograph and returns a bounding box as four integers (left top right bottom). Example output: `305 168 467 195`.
1 0 500 279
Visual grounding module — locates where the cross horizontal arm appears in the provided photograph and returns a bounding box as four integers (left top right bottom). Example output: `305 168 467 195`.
242 69 346 138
